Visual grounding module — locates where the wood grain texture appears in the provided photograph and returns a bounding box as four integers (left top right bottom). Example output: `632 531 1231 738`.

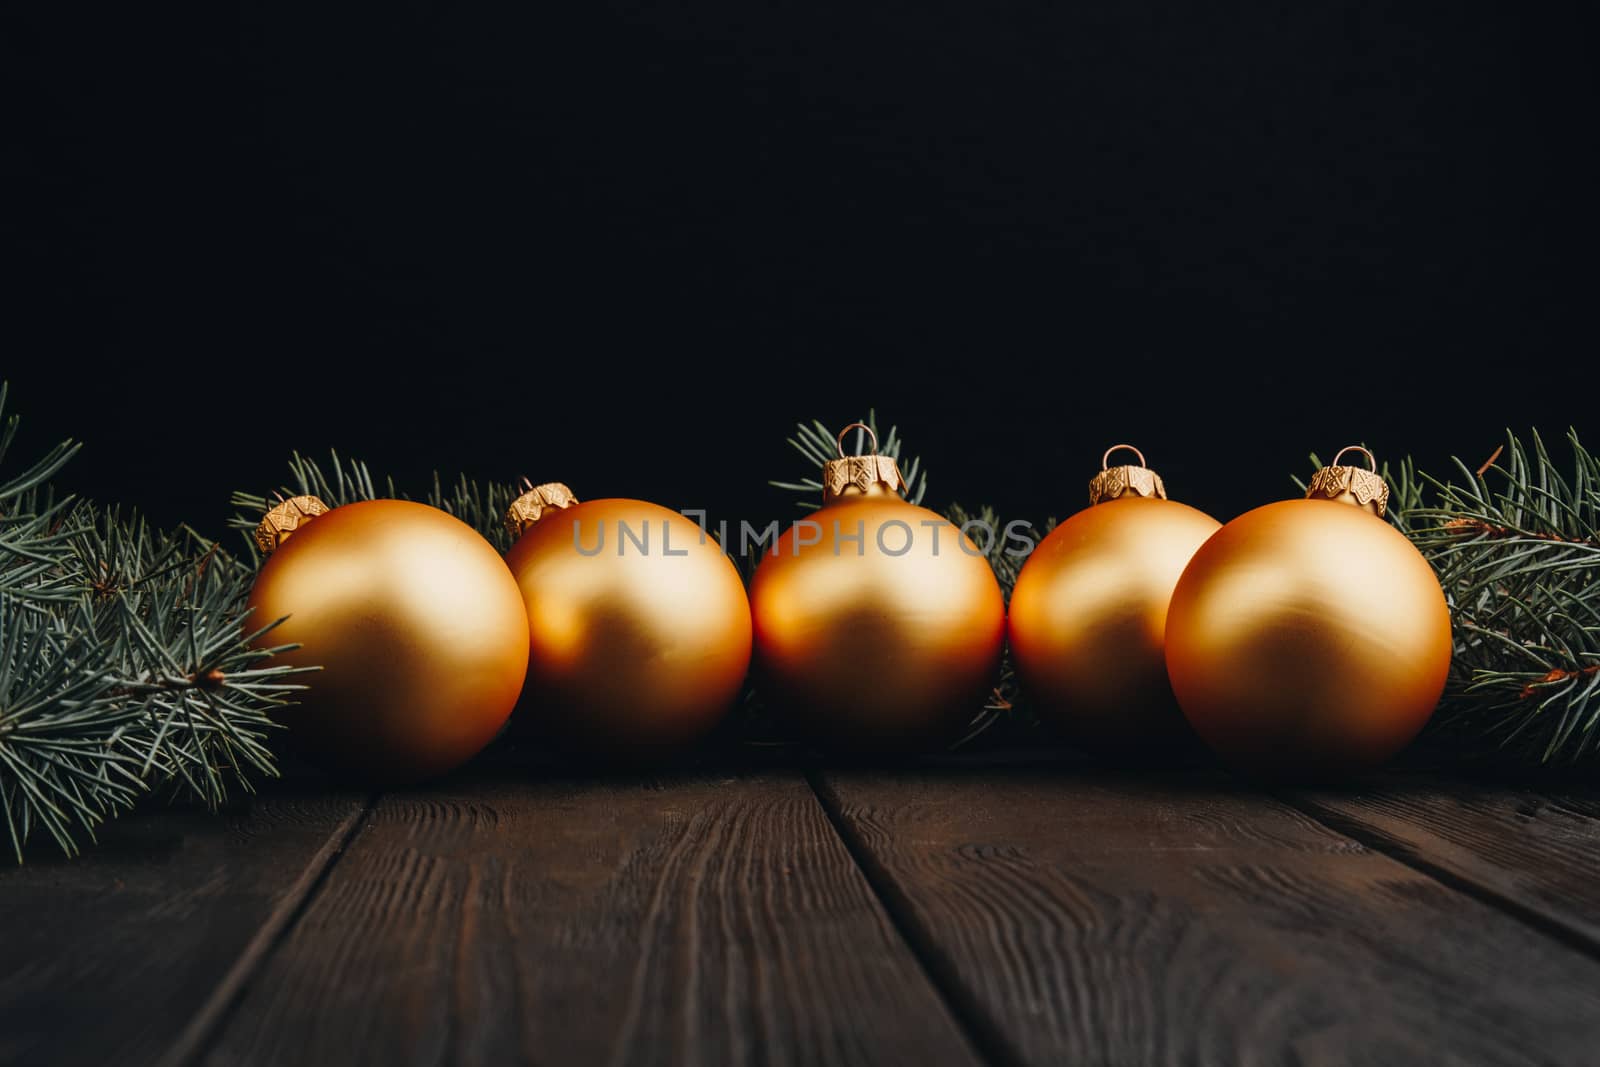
1290 776 1600 952
0 783 367 1067
819 767 1600 1067
202 769 978 1067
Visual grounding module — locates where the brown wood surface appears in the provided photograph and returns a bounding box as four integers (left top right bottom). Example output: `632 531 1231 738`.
6 760 1600 1067
1290 777 1600 953
0 784 368 1067
817 766 1600 1067
200 768 979 1067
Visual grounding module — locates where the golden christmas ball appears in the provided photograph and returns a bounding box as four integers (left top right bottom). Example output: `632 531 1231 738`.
504 485 751 757
1165 447 1452 779
1008 445 1220 753
750 424 1006 750
247 498 530 783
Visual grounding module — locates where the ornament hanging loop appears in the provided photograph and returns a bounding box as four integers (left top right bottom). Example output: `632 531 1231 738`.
1089 444 1165 505
1307 445 1389 517
837 422 880 458
1331 445 1378 472
1101 443 1148 471
822 421 904 502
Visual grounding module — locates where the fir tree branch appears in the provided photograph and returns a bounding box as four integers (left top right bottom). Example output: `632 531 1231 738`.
0 384 81 601
0 384 309 860
230 451 520 554
771 411 929 508
1308 430 1600 765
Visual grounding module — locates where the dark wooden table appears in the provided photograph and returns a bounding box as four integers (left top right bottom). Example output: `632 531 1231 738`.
5 753 1600 1066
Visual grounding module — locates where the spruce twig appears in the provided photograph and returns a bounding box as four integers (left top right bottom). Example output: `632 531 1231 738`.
0 385 307 861
1309 431 1600 765
770 410 929 508
1408 430 1600 764
230 452 520 554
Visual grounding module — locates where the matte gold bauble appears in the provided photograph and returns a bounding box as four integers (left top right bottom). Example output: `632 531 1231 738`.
750 424 1006 750
1165 447 1452 779
247 498 530 783
504 486 751 757
1008 445 1220 753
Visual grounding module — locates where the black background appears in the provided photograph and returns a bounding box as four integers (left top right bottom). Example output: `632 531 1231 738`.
7 2 1596 538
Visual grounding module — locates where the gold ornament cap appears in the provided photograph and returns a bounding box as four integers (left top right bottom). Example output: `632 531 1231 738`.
504 480 580 540
254 495 330 555
822 422 908 503
1306 445 1389 518
1088 444 1167 505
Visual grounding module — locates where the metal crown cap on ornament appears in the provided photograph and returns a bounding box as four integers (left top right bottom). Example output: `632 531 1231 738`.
254 495 330 555
504 480 580 540
1306 445 1390 518
1088 444 1167 505
822 423 908 504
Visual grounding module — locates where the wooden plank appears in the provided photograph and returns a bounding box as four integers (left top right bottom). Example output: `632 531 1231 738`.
1289 777 1600 953
0 782 368 1067
202 769 981 1067
818 767 1600 1066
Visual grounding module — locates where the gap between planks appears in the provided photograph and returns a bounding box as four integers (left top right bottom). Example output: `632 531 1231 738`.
156 791 381 1067
1276 790 1600 963
812 764 1600 1066
805 769 1027 1067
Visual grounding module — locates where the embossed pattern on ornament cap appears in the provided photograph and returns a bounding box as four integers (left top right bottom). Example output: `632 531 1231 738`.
822 455 907 503
1088 466 1167 505
255 495 330 555
504 482 580 540
1306 465 1390 518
